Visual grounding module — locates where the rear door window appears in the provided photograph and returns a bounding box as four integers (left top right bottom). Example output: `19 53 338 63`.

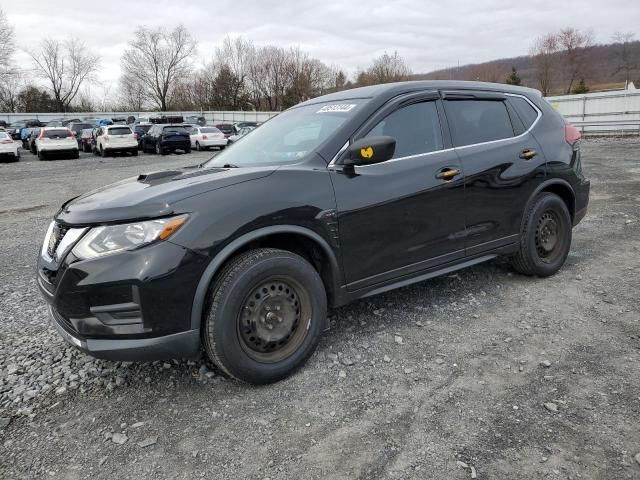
445 100 515 147
508 96 539 129
362 101 443 158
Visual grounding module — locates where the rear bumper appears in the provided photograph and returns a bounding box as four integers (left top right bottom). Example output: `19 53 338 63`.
48 306 200 360
573 178 590 226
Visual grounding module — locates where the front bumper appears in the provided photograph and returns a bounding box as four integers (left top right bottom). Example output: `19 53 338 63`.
37 236 209 361
48 306 200 360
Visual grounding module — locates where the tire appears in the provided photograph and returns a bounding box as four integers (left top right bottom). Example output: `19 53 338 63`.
72 150 79 159
185 146 191 154
100 146 106 157
156 143 165 155
219 145 226 150
131 149 138 157
37 150 46 161
196 141 201 151
203 248 327 384
511 192 572 277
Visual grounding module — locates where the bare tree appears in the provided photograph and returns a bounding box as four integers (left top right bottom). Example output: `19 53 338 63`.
28 38 100 111
118 73 148 111
121 25 197 111
612 32 638 86
214 36 253 110
0 7 14 72
557 27 593 94
530 33 559 96
0 73 21 112
357 51 411 86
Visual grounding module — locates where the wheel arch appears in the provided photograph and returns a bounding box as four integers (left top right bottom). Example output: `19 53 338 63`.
522 179 576 229
190 225 341 331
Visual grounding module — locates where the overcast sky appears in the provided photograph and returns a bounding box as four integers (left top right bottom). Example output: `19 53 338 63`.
5 0 640 98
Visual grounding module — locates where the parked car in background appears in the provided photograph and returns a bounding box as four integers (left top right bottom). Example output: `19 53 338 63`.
67 122 94 148
79 129 94 152
34 127 79 160
27 128 41 154
47 118 81 127
0 131 19 162
213 122 235 138
21 127 35 149
82 117 102 126
233 121 259 132
228 126 255 144
190 126 227 151
150 115 184 124
94 125 138 157
185 115 206 127
132 123 152 150
9 119 43 140
142 124 191 155
111 117 128 125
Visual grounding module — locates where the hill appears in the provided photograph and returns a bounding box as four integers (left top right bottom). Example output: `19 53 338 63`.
411 41 640 95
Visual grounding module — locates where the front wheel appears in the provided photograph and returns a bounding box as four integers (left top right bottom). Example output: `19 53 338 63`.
203 248 327 384
196 142 201 151
512 192 572 277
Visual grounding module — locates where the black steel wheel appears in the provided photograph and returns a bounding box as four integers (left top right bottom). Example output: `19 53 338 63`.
512 192 572 277
203 248 327 384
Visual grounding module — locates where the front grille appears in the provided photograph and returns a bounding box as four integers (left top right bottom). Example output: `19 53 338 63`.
47 223 69 259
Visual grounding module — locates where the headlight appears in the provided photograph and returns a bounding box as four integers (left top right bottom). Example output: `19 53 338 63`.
71 214 188 260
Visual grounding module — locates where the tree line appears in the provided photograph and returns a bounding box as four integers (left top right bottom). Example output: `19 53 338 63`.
1 8 638 113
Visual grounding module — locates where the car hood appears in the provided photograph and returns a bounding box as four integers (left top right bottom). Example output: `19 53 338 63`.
55 165 278 225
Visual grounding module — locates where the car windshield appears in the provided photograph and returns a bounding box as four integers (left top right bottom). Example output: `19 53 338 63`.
81 129 93 136
43 129 71 139
136 125 151 132
108 127 132 135
199 127 220 133
205 100 364 168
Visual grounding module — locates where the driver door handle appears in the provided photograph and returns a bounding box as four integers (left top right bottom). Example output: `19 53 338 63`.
520 148 537 160
436 167 462 181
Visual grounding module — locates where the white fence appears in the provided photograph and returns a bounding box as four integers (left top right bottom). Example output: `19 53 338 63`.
0 110 279 125
547 89 640 135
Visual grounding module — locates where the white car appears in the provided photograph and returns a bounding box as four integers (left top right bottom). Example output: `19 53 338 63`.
190 126 227 151
228 126 255 144
95 125 138 157
34 127 79 160
0 131 19 162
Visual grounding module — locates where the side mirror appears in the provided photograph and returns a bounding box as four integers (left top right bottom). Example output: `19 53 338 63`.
343 136 396 166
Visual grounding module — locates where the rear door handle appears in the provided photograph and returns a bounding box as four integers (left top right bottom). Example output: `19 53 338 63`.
519 149 537 160
436 167 462 181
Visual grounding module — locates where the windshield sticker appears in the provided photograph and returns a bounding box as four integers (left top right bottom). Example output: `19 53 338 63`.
316 104 357 113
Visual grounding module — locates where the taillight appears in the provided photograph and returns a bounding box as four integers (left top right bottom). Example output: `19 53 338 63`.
565 124 581 145
202 135 208 140
1 139 12 144
68 129 75 137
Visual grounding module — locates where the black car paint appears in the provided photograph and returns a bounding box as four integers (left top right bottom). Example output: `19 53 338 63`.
37 80 590 361
142 124 190 152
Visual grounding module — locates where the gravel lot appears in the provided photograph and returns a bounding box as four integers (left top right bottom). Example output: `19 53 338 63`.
0 139 639 480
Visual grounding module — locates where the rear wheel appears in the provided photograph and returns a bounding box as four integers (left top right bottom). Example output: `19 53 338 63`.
100 146 107 157
131 148 138 156
156 143 166 155
196 141 201 151
185 146 191 154
512 192 572 277
37 150 46 161
72 150 79 159
203 248 327 384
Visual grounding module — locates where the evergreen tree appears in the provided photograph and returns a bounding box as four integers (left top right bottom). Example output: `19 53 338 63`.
572 79 590 94
505 66 522 85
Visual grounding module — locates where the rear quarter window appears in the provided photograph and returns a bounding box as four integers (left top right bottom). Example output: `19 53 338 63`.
445 100 515 147
508 96 540 129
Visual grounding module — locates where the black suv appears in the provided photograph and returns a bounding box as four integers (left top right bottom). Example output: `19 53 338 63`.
141 124 191 154
37 81 589 384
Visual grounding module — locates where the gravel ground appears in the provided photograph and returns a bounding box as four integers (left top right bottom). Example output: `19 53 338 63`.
0 139 639 480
